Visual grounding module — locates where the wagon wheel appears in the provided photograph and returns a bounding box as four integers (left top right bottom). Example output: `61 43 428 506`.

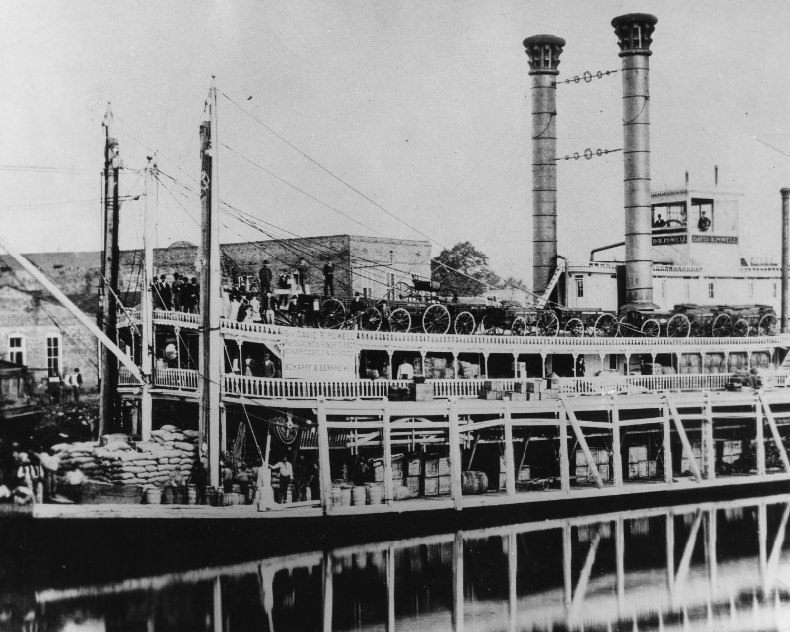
641 318 660 338
593 313 619 337
359 306 383 332
564 317 584 337
536 311 559 337
733 318 750 337
422 304 451 334
388 307 412 332
480 315 505 335
618 316 639 338
453 310 476 335
758 312 778 336
711 313 733 338
392 282 413 301
666 313 690 338
689 319 706 337
318 297 346 329
511 316 528 336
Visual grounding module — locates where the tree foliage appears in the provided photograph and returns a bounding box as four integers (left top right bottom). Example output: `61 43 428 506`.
431 241 499 296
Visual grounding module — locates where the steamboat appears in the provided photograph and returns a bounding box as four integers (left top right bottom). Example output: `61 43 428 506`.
3 12 790 542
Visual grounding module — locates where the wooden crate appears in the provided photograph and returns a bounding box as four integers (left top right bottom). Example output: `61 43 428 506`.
406 476 420 497
422 476 439 496
438 475 451 494
424 457 440 477
407 457 421 476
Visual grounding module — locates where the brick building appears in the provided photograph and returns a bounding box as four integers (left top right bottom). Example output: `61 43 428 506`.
0 235 431 386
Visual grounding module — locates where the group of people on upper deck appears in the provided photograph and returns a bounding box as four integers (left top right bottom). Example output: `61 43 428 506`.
153 273 199 312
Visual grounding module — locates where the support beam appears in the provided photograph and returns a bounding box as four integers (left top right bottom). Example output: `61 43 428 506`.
611 400 623 487
559 412 570 492
383 404 394 504
759 391 790 472
504 407 516 496
703 394 715 480
665 395 702 482
766 504 790 590
560 397 604 488
317 399 332 514
448 399 463 511
756 395 766 475
0 235 144 383
662 403 673 483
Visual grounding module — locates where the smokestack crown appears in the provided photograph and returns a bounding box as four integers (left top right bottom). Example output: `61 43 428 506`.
523 34 566 75
781 188 790 199
612 13 657 57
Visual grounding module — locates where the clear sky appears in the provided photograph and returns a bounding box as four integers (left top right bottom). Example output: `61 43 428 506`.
2 1 789 289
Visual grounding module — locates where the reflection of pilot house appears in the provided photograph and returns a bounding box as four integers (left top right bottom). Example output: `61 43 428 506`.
101 13 790 523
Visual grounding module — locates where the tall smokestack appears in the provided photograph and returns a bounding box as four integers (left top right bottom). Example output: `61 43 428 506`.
781 188 790 332
612 13 658 312
523 34 565 297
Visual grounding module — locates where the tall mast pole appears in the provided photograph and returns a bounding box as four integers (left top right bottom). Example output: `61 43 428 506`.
140 157 157 440
99 103 121 438
199 79 222 488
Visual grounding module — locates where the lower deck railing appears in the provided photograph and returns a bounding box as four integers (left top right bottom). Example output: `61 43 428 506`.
118 368 789 399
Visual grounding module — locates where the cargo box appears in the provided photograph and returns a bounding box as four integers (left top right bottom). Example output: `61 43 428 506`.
422 476 439 496
413 383 433 402
438 475 451 494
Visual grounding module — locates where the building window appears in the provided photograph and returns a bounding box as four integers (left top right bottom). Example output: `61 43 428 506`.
7 335 25 366
575 275 584 298
46 335 61 378
362 287 373 299
708 282 715 299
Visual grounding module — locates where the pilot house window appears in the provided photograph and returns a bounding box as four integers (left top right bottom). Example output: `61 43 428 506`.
692 198 714 232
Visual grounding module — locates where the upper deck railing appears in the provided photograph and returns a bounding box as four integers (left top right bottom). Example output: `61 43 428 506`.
120 309 790 352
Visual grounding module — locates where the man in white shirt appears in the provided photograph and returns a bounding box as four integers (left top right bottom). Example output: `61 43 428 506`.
271 455 293 503
397 361 414 380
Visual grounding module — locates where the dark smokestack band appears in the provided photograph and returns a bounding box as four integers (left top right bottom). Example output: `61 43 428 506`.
524 34 565 297
612 13 658 312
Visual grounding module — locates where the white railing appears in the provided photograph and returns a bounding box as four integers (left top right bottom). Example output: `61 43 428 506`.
154 368 199 390
118 368 138 386
223 375 411 399
152 309 200 327
556 373 734 394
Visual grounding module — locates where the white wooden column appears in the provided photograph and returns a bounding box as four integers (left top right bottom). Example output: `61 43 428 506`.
559 408 570 492
611 399 623 487
317 399 332 513
755 395 766 475
663 403 673 483
483 352 489 378
448 399 463 510
419 350 426 377
452 352 459 379
504 406 516 496
382 403 393 504
703 394 715 480
512 353 518 378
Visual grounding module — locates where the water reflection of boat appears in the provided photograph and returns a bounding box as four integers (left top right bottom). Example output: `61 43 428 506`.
27 494 790 631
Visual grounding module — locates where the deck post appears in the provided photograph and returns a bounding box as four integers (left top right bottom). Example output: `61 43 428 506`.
663 403 673 483
755 394 766 475
560 396 604 488
508 528 517 632
448 398 463 510
559 406 570 492
759 391 790 472
322 551 333 632
611 398 623 487
452 530 464 631
382 403 394 505
665 395 702 482
316 399 332 514
504 405 516 496
703 394 715 480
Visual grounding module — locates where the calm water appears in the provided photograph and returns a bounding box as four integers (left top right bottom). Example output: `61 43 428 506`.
7 495 790 631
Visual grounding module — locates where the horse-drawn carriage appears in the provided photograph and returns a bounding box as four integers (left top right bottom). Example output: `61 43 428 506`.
618 304 778 338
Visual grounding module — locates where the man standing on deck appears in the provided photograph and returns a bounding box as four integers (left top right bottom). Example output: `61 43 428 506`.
297 258 308 294
272 455 293 504
323 261 334 297
259 260 273 296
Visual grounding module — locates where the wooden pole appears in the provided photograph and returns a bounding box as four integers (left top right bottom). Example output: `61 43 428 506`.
559 409 570 492
199 79 223 488
448 399 463 511
100 103 121 437
562 523 572 607
615 517 625 611
703 394 715 480
708 508 718 593
386 545 395 632
322 551 333 632
755 395 766 475
508 528 517 632
663 403 673 483
317 399 332 514
665 512 675 596
611 399 623 487
561 397 604 488
665 395 702 482
382 403 394 504
759 392 790 472
452 530 464 632
140 158 156 441
504 406 516 496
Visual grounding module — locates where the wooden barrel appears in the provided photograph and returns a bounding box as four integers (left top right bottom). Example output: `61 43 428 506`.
143 487 161 505
224 492 245 506
207 488 225 507
340 486 352 506
185 485 198 505
161 487 177 504
351 486 367 506
330 485 343 507
366 483 384 505
461 471 488 495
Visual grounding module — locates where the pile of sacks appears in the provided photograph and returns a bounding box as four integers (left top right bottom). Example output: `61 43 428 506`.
52 425 199 487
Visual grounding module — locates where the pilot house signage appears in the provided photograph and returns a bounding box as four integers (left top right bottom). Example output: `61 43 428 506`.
282 339 357 379
652 235 687 246
652 234 737 246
